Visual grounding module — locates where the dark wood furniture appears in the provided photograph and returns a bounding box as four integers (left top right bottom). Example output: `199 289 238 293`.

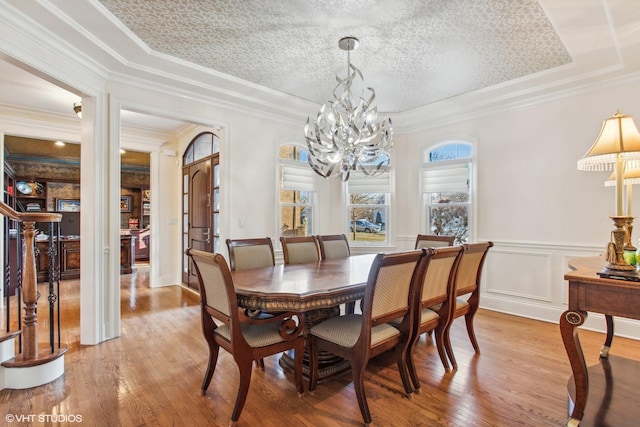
447 241 493 369
231 253 376 313
414 234 455 249
407 245 463 385
316 233 350 260
36 238 80 282
225 237 275 271
225 236 277 369
35 235 136 281
308 250 424 425
186 249 304 426
279 235 320 265
231 253 376 379
561 255 640 427
120 235 136 274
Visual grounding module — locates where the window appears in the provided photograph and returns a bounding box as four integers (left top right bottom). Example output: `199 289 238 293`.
347 171 390 245
279 145 317 238
422 142 473 244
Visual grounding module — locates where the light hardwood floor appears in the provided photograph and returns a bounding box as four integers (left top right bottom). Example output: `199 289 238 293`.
1 264 639 426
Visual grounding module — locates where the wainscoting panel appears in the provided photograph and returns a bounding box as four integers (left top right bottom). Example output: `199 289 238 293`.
484 249 552 302
478 240 640 340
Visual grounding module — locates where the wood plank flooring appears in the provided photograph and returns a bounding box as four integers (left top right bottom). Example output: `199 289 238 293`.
1 264 639 426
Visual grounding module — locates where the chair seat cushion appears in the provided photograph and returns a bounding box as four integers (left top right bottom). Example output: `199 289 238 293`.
455 298 469 310
420 308 440 324
427 298 469 315
310 314 400 348
215 321 290 347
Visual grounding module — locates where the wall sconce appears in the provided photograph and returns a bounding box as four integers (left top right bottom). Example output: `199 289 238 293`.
73 103 82 118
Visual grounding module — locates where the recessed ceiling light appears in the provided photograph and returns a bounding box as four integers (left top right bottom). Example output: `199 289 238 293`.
120 149 126 154
55 141 65 146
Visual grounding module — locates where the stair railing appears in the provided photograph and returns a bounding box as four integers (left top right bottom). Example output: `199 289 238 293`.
1 201 62 361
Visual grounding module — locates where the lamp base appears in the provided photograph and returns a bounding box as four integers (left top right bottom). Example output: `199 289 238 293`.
605 216 636 271
598 268 640 281
623 216 636 250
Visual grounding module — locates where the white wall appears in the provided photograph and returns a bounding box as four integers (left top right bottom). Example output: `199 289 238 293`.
397 76 640 338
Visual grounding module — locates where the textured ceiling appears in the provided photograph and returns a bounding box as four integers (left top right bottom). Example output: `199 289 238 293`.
98 0 572 113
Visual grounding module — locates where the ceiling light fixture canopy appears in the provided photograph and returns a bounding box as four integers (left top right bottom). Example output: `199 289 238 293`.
304 36 393 181
73 103 82 118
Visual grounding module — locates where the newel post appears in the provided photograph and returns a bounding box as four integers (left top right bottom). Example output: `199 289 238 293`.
21 220 38 360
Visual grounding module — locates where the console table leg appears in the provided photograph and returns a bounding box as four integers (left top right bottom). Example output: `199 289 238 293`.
560 309 588 424
600 315 614 359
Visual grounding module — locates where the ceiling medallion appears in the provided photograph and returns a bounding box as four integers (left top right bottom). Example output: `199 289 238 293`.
304 36 393 181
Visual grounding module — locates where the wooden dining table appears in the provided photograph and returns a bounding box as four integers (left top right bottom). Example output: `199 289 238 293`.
230 253 377 379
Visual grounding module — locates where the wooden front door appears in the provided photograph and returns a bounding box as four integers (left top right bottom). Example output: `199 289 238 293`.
183 154 220 290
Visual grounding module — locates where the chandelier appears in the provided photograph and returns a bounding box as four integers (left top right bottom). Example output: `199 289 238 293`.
304 36 393 181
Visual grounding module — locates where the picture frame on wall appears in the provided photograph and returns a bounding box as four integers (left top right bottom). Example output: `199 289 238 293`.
57 198 80 212
120 196 132 213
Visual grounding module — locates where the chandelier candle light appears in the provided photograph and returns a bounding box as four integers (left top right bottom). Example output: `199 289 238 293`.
578 111 640 272
304 36 393 181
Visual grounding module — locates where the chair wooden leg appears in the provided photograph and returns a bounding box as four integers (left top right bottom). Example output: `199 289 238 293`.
308 336 319 393
201 343 220 394
406 338 421 392
395 344 413 396
352 361 372 425
443 323 458 370
230 360 253 424
293 340 304 396
465 312 480 353
433 325 451 372
345 301 356 314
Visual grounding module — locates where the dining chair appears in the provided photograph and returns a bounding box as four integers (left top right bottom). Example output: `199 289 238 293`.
226 237 276 369
316 234 350 260
316 233 355 313
439 241 493 369
404 245 463 392
414 234 455 249
186 249 305 426
308 250 425 425
280 235 320 265
226 237 275 271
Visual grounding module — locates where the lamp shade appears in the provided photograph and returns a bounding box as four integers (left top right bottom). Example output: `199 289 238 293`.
577 111 640 171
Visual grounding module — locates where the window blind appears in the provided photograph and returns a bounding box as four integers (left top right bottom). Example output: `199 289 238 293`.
281 163 318 192
422 163 469 193
348 171 391 193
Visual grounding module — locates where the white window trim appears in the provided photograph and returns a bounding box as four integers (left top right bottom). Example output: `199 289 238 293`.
420 141 477 243
276 144 318 247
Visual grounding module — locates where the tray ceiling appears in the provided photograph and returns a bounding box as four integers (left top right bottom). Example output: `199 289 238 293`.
98 0 572 113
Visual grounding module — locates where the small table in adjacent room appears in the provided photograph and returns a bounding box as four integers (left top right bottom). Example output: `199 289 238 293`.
561 255 640 427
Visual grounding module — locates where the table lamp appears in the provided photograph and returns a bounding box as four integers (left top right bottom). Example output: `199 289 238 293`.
577 111 640 271
605 166 640 250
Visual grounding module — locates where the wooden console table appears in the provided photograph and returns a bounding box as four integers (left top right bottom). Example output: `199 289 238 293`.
35 235 137 280
561 255 640 426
